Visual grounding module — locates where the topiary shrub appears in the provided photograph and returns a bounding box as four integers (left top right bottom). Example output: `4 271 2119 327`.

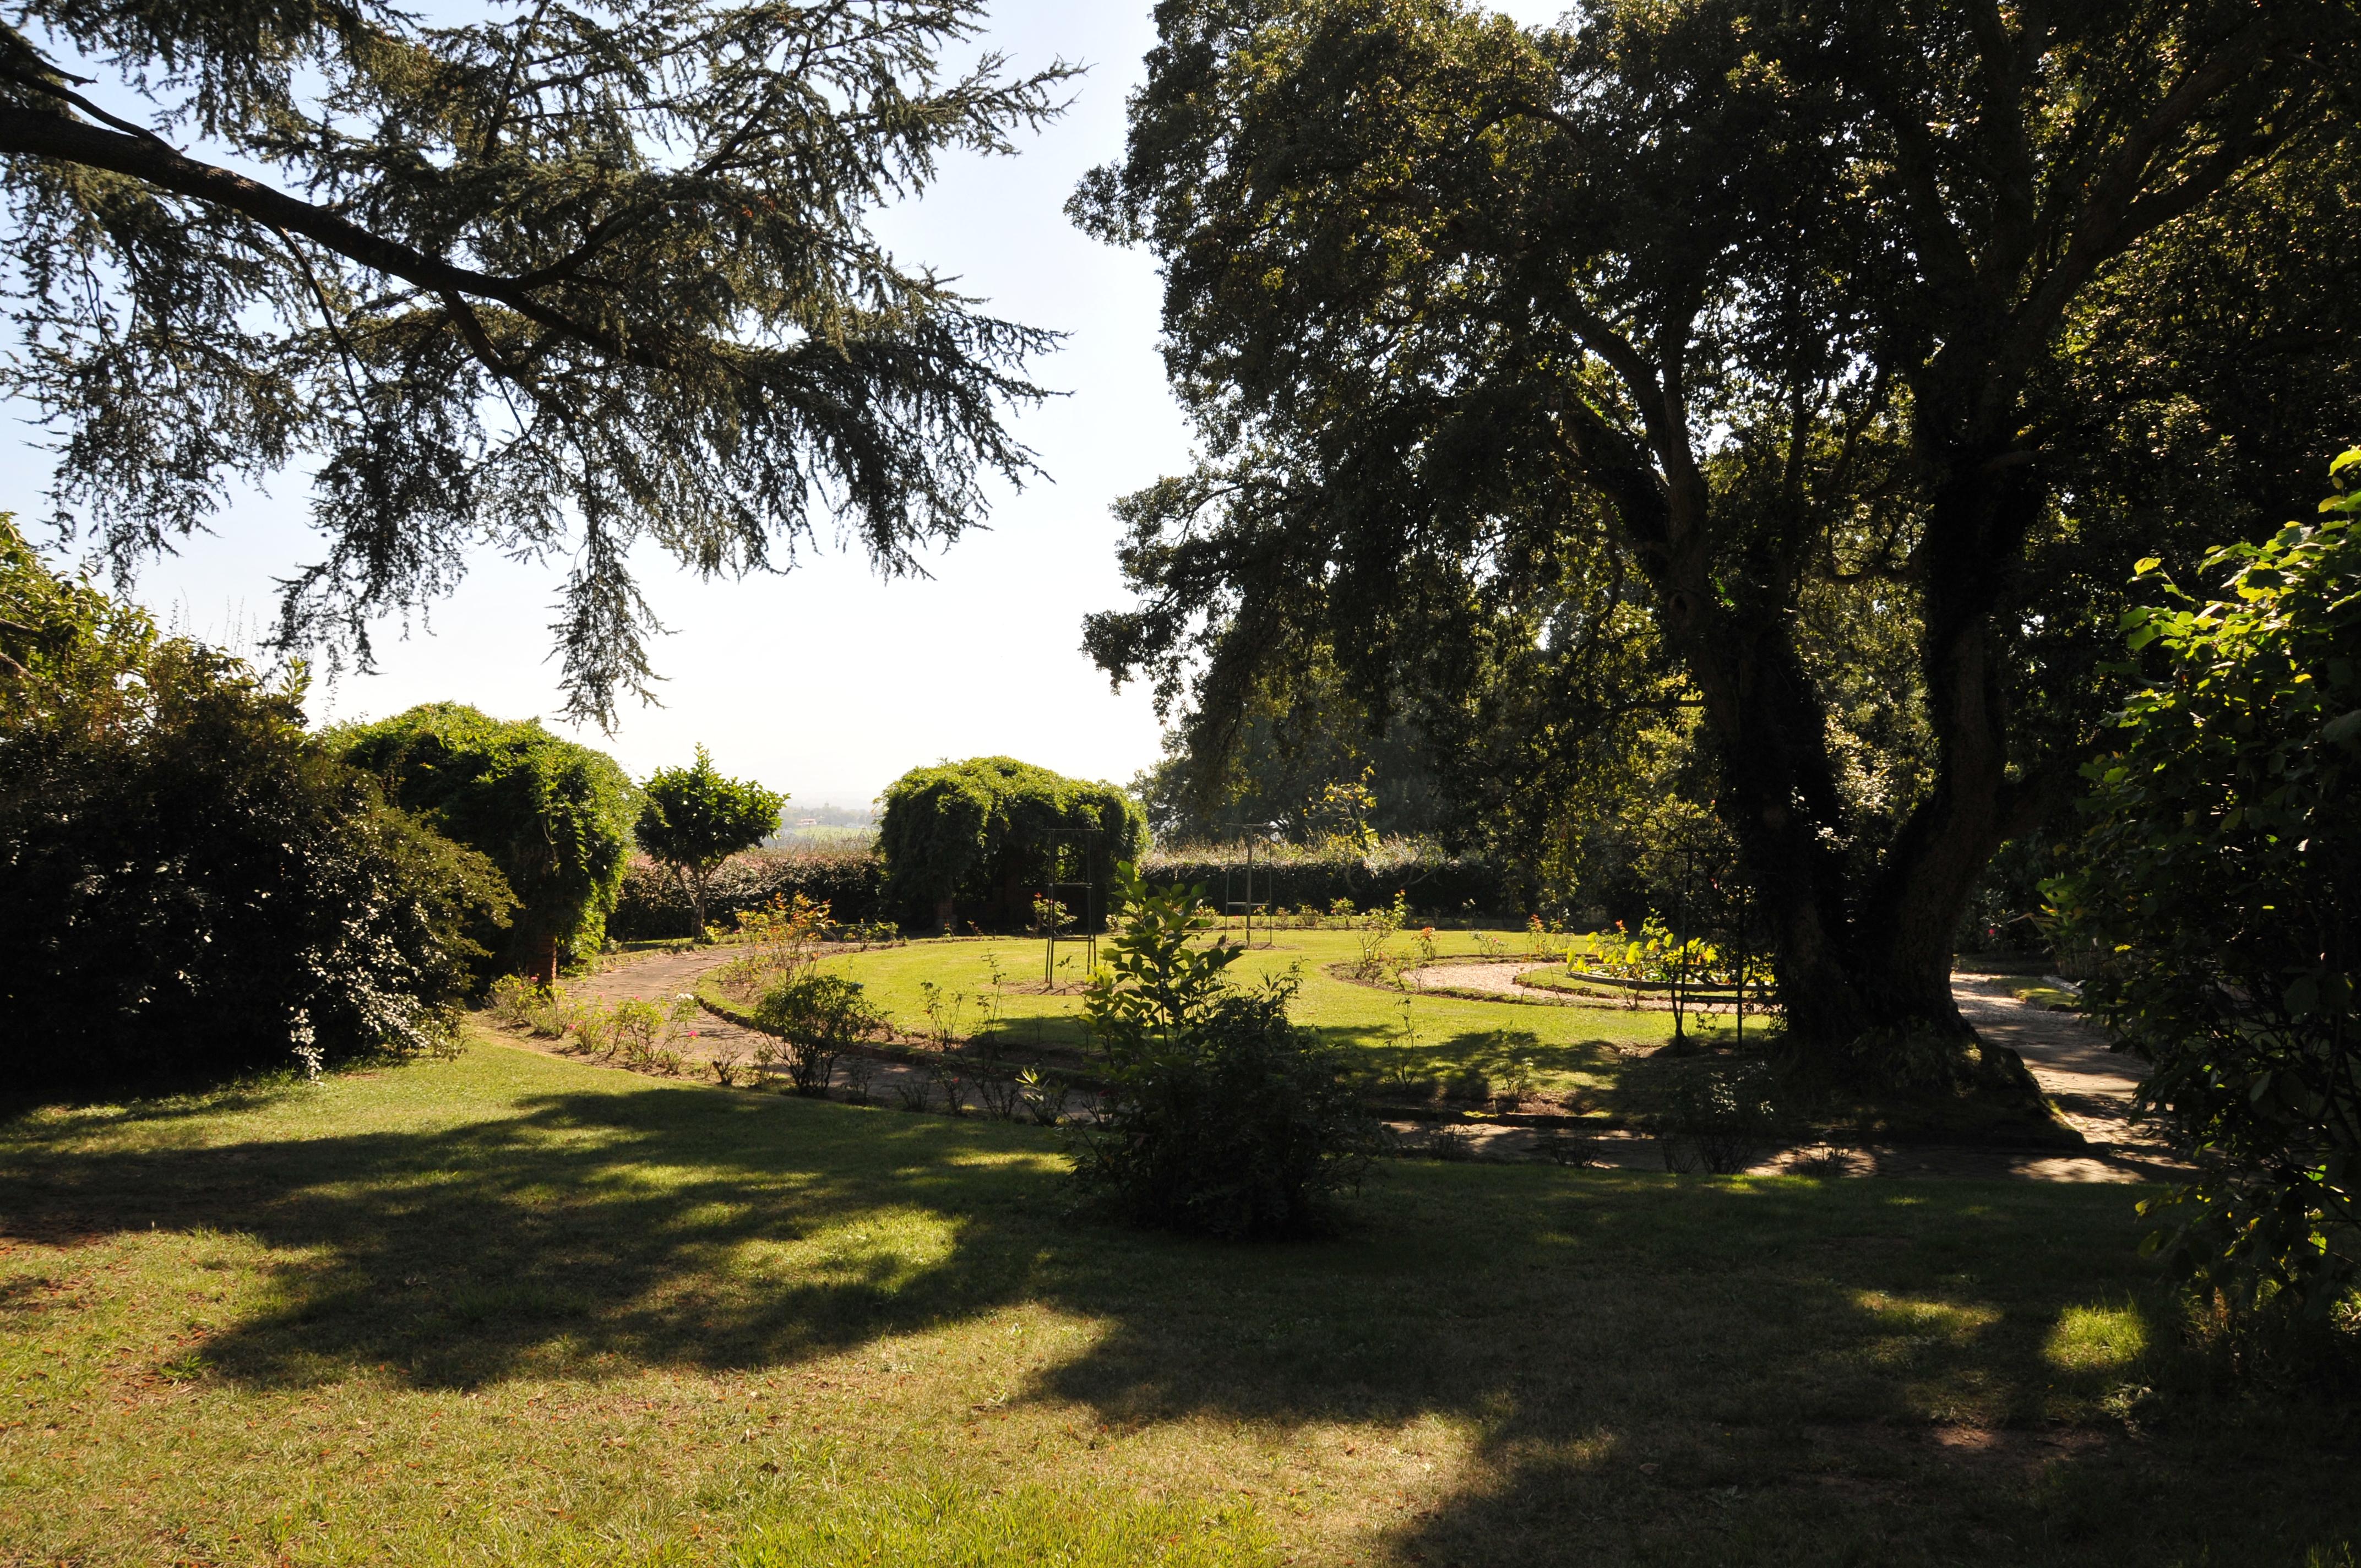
0 519 514 1092
338 703 637 979
878 756 1147 932
1069 865 1378 1238
637 745 785 937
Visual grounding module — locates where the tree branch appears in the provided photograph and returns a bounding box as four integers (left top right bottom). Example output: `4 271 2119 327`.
0 103 673 377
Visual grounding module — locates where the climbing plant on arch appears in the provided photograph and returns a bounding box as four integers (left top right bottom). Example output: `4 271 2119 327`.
879 757 1147 933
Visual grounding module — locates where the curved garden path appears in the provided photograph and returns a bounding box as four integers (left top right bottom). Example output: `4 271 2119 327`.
488 946 2184 1183
1398 960 2181 1182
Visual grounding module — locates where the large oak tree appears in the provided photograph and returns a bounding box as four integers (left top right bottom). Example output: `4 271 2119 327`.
1077 0 2360 1074
2 0 1071 722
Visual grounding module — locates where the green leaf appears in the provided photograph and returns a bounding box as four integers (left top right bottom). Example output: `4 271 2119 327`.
2323 710 2361 747
2283 976 2320 1019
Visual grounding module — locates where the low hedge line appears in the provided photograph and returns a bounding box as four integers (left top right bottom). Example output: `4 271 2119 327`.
608 847 885 940
1140 843 1519 918
690 967 1106 1090
613 840 1523 939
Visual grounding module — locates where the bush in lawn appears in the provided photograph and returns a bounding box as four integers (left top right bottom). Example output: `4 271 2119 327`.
338 703 636 979
879 756 1147 932
1626 1055 1785 1175
1070 864 1378 1238
637 746 785 937
0 519 514 1091
753 972 887 1096
2047 456 2361 1324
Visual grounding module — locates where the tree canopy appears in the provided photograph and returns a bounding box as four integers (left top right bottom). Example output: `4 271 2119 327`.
338 702 637 978
637 744 784 937
878 756 1148 932
1 0 1073 722
1076 0 2361 1068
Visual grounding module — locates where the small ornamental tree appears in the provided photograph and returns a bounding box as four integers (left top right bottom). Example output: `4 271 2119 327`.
878 757 1147 933
2048 450 2361 1321
339 704 637 981
638 747 785 938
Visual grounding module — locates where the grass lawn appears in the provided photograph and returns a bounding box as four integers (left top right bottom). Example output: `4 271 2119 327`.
803 930 1737 1103
5 1041 2356 1565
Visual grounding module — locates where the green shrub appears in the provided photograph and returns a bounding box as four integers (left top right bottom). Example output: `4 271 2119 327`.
0 520 513 1092
637 746 785 937
1143 841 1516 922
486 975 566 1037
610 845 884 938
1070 866 1378 1239
753 972 887 1096
1626 1056 1784 1175
337 703 636 979
2048 455 2361 1322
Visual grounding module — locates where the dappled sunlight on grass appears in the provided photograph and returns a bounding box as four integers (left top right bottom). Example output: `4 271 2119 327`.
2045 1302 2152 1375
2 1044 2356 1566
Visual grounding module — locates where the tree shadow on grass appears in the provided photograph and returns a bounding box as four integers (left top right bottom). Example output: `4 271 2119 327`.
1025 1169 2361 1566
0 1080 1061 1390
1305 1022 1625 1091
3 1060 2353 1564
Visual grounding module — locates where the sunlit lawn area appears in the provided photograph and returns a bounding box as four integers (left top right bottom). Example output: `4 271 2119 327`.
800 930 1742 1103
5 1040 2355 1566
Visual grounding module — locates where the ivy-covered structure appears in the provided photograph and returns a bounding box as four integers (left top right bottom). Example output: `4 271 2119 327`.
879 757 1147 933
338 704 638 979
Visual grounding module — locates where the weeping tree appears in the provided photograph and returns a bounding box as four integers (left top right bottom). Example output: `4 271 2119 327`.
1077 0 2361 1086
879 756 1148 933
0 0 1073 725
339 703 637 981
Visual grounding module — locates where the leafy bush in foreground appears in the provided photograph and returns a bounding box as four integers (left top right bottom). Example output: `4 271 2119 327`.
0 519 513 1091
753 972 887 1096
2049 455 2361 1321
1070 866 1377 1238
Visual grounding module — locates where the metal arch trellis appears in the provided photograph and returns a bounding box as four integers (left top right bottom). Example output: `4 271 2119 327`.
1040 826 1105 989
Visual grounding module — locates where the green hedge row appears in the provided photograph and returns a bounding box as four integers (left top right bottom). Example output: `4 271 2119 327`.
610 840 1521 940
1140 843 1519 919
608 846 884 939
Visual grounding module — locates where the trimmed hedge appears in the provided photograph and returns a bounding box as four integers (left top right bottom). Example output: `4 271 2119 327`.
611 838 1521 940
1140 842 1517 919
609 845 884 939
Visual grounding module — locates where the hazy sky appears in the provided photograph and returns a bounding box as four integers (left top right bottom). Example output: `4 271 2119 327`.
0 1 1565 810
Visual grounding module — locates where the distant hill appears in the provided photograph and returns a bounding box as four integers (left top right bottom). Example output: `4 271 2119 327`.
766 802 876 848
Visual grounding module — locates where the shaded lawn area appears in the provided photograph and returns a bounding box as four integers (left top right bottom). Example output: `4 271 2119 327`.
807 931 1731 1101
3 1043 2354 1567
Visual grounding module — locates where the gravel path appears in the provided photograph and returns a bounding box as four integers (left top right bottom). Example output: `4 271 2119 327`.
488 947 2184 1183
1395 960 2180 1182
